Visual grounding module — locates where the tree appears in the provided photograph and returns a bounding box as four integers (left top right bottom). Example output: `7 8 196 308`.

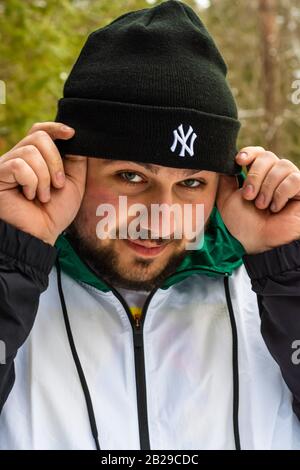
0 0 299 165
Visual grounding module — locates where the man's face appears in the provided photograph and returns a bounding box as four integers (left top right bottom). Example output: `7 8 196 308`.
66 157 220 291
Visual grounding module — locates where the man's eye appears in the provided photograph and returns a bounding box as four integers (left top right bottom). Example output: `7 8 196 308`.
180 179 204 188
119 172 144 184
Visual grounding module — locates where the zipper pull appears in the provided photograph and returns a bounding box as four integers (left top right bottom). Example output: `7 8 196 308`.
134 314 141 329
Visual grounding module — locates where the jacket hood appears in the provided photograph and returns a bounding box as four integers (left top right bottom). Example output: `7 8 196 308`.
55 171 246 291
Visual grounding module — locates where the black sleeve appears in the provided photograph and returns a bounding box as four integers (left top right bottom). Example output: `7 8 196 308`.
243 239 300 420
0 219 57 412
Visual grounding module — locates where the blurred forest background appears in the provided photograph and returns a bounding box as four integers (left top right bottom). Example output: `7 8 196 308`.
0 0 299 164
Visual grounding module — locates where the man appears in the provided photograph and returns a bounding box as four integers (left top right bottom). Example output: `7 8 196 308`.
0 0 300 450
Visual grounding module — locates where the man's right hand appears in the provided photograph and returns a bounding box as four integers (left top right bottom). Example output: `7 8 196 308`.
0 122 87 245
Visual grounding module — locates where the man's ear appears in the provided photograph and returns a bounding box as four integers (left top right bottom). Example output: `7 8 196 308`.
214 172 241 208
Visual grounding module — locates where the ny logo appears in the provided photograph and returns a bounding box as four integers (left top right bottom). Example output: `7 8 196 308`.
170 124 197 157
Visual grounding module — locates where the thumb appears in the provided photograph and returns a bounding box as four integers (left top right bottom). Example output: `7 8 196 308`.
216 175 239 213
63 154 87 200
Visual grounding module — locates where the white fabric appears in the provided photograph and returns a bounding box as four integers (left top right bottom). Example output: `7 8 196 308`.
0 263 300 450
115 287 150 312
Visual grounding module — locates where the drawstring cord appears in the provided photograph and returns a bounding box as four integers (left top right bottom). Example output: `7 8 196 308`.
224 274 241 450
55 255 101 451
55 253 241 451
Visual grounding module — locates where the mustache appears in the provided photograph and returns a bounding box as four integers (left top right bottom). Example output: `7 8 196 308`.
116 226 178 245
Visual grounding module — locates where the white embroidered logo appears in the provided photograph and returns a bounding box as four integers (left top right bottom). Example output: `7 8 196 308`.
170 124 197 157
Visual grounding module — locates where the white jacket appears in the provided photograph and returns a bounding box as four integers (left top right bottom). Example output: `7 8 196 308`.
0 260 300 450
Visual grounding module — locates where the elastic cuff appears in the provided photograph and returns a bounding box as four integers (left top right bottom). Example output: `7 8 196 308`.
0 219 57 275
243 239 300 280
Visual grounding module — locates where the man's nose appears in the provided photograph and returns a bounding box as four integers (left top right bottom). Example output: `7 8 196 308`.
139 191 181 240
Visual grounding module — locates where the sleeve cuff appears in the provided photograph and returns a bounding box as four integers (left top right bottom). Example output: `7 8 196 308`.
243 239 300 280
0 219 57 275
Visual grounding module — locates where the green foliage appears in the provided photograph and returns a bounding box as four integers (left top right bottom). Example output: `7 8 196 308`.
199 0 300 165
0 0 154 150
0 0 299 166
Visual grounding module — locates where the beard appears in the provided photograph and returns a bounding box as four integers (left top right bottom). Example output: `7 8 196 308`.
64 221 193 291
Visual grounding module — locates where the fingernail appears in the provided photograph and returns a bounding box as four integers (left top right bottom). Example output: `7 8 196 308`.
61 125 73 132
270 202 277 212
256 193 265 206
56 171 65 185
239 152 248 160
243 184 254 195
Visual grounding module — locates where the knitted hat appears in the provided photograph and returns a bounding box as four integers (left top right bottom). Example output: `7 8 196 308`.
54 0 241 175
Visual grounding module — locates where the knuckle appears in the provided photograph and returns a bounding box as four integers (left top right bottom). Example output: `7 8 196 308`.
241 146 265 153
33 129 49 141
278 158 294 168
30 122 42 131
288 171 300 184
255 146 266 152
10 157 24 171
263 150 278 161
21 148 50 183
27 122 41 134
23 144 39 156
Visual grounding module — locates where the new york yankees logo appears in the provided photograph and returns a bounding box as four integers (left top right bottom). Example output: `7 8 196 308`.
170 124 197 157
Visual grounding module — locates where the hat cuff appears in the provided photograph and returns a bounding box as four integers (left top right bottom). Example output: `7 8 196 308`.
54 97 241 175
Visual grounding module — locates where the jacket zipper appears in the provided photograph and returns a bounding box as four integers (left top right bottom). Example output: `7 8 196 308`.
102 268 229 450
131 290 158 450
66 245 231 450
100 280 158 450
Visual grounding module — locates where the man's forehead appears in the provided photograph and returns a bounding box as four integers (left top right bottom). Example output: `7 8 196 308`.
98 159 212 177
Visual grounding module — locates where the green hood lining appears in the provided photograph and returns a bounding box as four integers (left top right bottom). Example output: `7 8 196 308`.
55 171 247 292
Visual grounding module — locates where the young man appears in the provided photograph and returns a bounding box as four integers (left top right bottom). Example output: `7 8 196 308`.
0 0 300 450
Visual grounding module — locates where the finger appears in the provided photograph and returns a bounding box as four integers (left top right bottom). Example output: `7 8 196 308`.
216 174 239 214
255 159 300 209
26 121 75 140
270 171 300 212
241 151 278 200
63 154 87 201
235 146 266 167
10 123 74 153
7 130 66 189
0 158 38 200
1 145 51 203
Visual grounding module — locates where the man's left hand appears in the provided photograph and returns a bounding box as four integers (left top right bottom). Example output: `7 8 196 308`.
216 146 300 254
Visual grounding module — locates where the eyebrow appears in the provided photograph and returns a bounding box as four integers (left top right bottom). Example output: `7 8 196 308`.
101 159 205 177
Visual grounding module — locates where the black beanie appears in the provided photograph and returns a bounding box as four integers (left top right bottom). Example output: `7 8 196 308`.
54 0 241 175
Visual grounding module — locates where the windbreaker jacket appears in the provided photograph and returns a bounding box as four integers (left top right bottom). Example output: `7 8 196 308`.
0 204 300 450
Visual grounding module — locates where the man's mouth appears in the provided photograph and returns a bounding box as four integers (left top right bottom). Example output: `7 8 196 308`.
123 238 171 257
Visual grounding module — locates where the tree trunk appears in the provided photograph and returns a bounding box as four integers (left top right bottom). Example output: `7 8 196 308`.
258 0 281 153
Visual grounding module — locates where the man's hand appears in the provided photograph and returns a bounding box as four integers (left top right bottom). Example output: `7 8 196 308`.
216 146 300 254
0 122 87 245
